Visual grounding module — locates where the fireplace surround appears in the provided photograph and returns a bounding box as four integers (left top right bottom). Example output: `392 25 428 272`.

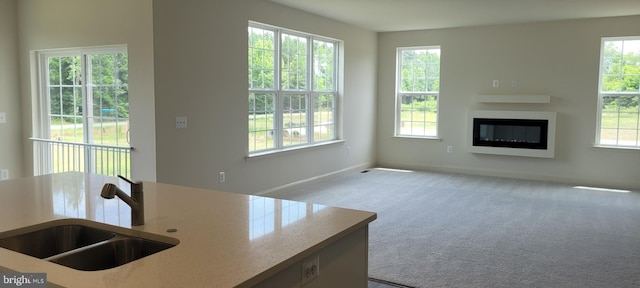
468 111 556 158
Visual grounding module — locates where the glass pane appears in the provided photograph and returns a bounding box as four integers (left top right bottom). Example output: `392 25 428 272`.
61 87 76 116
619 112 639 129
116 86 129 120
599 95 639 146
599 128 618 145
313 94 334 141
398 94 438 137
249 93 276 152
115 53 129 86
91 54 115 85
600 111 619 129
400 48 440 93
48 57 61 85
602 75 621 92
61 117 83 143
248 27 275 89
282 94 308 146
618 129 638 146
88 52 129 147
281 34 307 90
621 75 639 92
50 87 62 115
313 40 335 91
50 116 63 140
59 56 80 86
602 39 640 93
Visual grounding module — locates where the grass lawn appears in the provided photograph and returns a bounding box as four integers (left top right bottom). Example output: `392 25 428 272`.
44 121 131 177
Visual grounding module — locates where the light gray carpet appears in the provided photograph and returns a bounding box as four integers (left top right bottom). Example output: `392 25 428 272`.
267 168 640 288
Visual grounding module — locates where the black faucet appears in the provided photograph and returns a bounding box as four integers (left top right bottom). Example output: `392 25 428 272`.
100 175 145 226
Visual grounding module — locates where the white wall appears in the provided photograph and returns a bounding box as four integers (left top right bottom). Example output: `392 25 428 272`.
18 0 157 181
377 16 640 190
153 0 377 194
0 0 20 180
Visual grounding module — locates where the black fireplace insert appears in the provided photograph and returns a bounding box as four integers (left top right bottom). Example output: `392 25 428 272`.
472 118 548 150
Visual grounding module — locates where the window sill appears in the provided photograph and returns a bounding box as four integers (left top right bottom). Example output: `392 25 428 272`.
593 144 640 151
246 140 346 159
393 135 443 141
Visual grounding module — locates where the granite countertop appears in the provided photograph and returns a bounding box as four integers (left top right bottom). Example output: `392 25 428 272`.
0 172 376 287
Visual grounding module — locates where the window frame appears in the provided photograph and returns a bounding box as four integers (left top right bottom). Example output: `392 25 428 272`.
596 36 640 149
248 21 340 156
395 46 441 139
34 45 131 176
37 45 130 144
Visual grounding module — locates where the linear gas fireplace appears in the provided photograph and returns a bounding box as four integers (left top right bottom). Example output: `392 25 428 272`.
473 118 548 149
468 111 556 158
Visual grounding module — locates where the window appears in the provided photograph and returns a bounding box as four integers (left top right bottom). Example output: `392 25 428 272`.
597 37 640 148
33 46 131 176
248 22 339 154
396 47 441 138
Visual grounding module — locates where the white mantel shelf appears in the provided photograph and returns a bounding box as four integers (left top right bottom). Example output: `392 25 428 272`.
474 94 551 104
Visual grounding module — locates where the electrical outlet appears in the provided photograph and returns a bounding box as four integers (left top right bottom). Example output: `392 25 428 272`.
0 112 6 124
1 169 8 180
176 117 187 129
219 172 225 183
492 80 499 87
447 146 453 153
301 255 319 286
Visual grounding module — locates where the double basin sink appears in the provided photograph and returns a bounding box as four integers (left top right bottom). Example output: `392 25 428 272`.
0 219 178 271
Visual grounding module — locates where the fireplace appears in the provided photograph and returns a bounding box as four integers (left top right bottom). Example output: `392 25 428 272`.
468 111 556 158
473 118 548 150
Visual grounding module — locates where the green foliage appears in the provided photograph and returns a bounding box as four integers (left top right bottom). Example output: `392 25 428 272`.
281 33 307 90
48 52 129 121
400 94 438 111
248 27 275 89
90 53 129 118
49 56 81 119
248 26 336 91
601 40 640 109
313 40 335 91
400 48 440 93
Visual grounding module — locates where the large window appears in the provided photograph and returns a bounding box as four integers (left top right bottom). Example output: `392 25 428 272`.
597 37 640 148
396 47 441 138
248 22 339 154
33 46 131 177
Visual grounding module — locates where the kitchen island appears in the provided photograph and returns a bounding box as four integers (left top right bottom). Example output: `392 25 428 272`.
0 173 376 287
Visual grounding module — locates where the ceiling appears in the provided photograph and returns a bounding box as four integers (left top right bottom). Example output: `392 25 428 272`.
268 0 640 32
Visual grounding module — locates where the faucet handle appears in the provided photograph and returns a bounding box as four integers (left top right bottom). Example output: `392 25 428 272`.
117 175 143 192
118 175 135 184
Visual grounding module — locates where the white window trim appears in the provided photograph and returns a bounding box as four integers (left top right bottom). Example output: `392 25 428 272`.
394 46 441 139
36 45 128 140
595 36 640 149
248 21 341 155
33 45 131 176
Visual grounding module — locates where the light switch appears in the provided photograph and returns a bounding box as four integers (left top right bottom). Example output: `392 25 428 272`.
0 112 6 123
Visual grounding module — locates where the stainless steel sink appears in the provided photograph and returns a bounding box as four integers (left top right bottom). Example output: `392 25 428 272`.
47 235 175 271
0 219 178 271
0 224 115 259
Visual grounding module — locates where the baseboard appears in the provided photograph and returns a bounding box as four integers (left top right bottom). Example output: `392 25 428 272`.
376 162 637 191
257 162 374 196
